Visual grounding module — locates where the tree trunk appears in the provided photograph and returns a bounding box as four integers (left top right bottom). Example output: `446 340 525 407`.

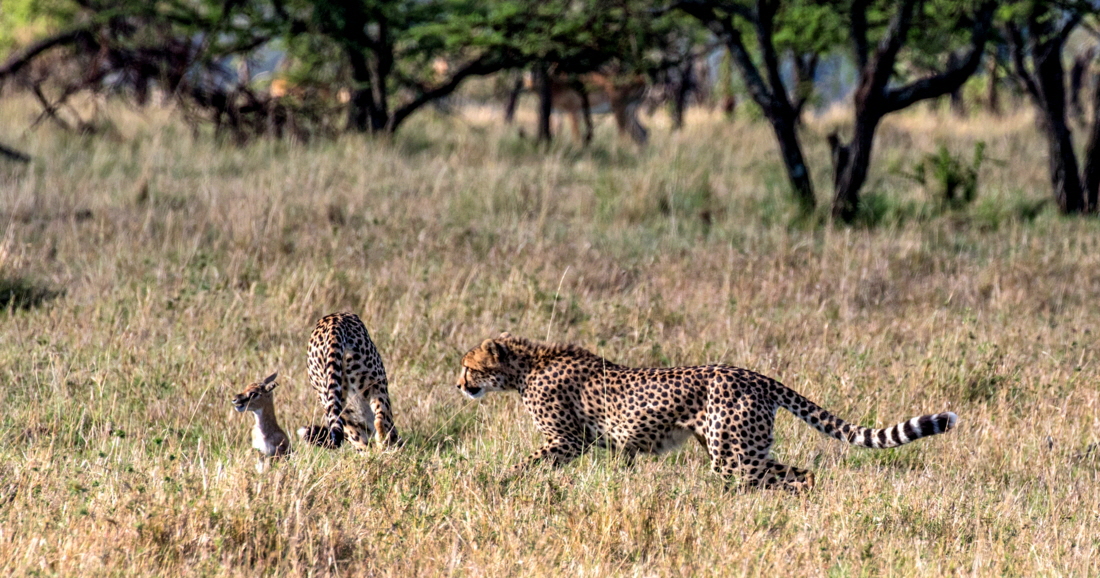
1035 40 1085 213
832 111 881 222
719 27 815 211
346 50 378 133
768 112 815 212
672 56 693 131
536 63 552 144
504 73 523 124
1082 72 1100 212
986 54 1000 115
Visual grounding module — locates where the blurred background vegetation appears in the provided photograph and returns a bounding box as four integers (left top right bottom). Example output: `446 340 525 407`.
3 0 1100 221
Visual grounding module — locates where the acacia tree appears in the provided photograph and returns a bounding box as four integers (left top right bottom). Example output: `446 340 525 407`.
1005 1 1100 214
677 0 994 221
675 0 838 212
266 0 543 134
830 0 995 221
0 0 280 144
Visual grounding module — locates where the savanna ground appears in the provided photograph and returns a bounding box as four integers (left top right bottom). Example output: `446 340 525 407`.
1 94 1099 577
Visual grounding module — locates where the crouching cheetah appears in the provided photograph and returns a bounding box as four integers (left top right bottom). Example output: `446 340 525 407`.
301 312 401 450
456 333 957 491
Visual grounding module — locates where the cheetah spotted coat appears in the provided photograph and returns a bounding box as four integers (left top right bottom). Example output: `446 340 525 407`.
457 333 956 491
303 312 400 450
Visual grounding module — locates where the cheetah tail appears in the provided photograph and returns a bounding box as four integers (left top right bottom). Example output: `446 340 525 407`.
778 386 958 449
322 339 348 449
297 425 340 449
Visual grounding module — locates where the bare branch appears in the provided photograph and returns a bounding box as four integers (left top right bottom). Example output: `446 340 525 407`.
882 2 995 114
851 0 870 70
388 53 521 132
865 0 919 99
0 28 95 81
1006 23 1040 100
754 0 792 111
29 84 74 132
0 142 31 163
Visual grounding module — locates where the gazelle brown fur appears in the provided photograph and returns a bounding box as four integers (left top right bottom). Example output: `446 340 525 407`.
232 372 291 458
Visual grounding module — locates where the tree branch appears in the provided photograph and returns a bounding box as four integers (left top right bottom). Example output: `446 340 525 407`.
1005 23 1040 101
388 53 519 132
754 0 792 111
851 0 870 70
718 16 779 115
0 28 95 81
672 1 778 113
865 0 919 99
0 142 31 163
882 2 995 114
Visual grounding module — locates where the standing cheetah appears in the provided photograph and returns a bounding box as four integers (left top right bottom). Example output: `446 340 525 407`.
302 312 400 450
456 333 957 491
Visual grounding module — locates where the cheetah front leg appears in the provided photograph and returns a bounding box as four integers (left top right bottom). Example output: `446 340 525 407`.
507 437 584 477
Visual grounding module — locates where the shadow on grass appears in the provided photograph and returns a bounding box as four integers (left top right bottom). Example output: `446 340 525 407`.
0 276 62 311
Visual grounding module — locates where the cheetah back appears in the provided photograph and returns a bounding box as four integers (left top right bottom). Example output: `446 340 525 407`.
305 312 400 450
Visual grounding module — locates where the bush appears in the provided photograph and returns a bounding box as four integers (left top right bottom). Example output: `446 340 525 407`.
0 275 61 310
902 141 987 209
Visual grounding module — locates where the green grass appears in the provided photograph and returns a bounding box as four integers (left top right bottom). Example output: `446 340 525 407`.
1 97 1099 576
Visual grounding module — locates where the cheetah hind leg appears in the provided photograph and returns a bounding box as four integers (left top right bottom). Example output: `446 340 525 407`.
750 459 815 493
369 395 402 448
342 418 376 452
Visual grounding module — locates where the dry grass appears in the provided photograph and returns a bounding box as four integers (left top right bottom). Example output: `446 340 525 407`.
1 96 1099 576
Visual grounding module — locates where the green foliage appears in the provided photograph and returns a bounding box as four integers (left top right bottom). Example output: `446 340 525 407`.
0 275 61 311
0 0 80 57
901 142 988 209
772 0 845 56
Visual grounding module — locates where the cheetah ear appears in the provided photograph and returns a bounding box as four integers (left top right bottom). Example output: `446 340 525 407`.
487 340 511 363
498 331 511 339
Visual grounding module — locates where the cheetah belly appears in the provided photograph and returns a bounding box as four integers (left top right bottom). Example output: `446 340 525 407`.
654 427 694 454
345 388 377 435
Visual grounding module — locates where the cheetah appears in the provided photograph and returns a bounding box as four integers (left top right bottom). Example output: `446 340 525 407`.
301 312 401 450
232 372 291 458
456 333 957 491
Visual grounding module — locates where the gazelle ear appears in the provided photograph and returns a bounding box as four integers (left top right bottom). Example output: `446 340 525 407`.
262 372 279 391
263 372 278 384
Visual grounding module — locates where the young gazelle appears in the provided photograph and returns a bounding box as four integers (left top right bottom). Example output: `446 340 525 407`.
231 372 291 458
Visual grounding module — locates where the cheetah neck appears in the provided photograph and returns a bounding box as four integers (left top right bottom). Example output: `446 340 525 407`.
502 337 612 392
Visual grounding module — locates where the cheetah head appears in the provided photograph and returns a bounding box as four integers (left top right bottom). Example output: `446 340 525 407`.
232 372 279 412
457 334 521 399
